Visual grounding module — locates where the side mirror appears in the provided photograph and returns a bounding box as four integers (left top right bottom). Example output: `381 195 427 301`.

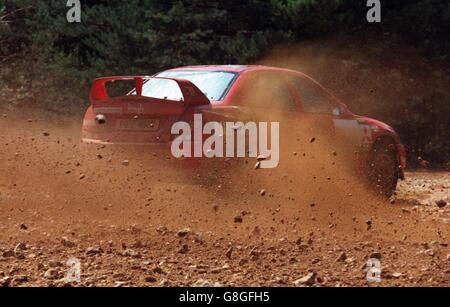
333 103 352 117
332 107 341 116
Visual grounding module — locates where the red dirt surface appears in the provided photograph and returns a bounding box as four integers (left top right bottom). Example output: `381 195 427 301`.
0 112 448 287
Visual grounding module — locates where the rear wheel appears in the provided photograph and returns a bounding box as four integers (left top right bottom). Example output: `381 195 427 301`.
367 140 399 198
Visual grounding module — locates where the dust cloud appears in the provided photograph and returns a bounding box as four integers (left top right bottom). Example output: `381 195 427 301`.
0 41 449 285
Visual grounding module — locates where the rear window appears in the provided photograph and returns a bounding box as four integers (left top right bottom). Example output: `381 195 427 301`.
139 78 184 101
155 70 237 101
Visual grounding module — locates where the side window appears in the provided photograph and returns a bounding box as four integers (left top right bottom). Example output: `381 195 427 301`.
291 77 335 114
237 72 296 112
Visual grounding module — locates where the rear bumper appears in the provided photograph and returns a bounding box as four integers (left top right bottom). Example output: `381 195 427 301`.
82 137 170 147
81 124 173 148
82 138 114 145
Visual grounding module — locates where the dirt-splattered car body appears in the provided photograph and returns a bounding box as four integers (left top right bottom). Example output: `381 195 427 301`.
82 65 406 191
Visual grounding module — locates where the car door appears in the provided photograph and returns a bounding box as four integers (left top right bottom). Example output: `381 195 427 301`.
289 75 372 158
220 70 299 160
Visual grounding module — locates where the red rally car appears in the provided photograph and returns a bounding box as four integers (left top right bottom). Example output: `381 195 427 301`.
82 65 406 196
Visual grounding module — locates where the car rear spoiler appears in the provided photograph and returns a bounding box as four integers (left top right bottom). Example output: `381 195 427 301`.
89 76 210 107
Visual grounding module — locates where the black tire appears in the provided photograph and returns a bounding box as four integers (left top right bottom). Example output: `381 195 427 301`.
367 140 399 198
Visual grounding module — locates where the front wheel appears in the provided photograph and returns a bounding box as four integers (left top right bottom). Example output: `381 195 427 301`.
367 140 399 198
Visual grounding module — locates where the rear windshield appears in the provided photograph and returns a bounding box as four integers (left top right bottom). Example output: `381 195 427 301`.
154 70 237 101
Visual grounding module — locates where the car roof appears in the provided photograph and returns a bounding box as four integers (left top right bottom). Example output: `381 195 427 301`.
163 65 306 75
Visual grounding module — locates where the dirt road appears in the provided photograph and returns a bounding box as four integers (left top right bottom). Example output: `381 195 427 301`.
0 112 448 287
